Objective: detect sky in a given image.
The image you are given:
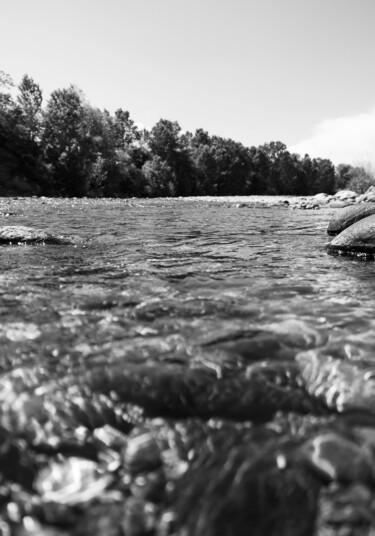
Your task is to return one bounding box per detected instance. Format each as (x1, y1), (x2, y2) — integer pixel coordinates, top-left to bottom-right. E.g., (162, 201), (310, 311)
(2, 0), (375, 167)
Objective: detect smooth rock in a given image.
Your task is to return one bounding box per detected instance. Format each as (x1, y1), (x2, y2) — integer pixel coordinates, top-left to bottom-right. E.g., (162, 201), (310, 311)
(332, 189), (358, 201)
(312, 193), (332, 205)
(328, 201), (354, 209)
(124, 430), (162, 474)
(298, 432), (375, 483)
(327, 203), (375, 236)
(327, 214), (375, 256)
(0, 226), (79, 245)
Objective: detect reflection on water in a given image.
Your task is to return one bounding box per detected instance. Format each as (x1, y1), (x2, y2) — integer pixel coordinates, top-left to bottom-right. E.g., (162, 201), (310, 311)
(1, 197), (375, 534)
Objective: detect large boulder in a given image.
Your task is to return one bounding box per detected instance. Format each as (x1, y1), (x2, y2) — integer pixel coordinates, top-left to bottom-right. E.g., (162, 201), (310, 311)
(327, 214), (375, 256)
(331, 189), (358, 202)
(327, 203), (375, 236)
(312, 193), (333, 206)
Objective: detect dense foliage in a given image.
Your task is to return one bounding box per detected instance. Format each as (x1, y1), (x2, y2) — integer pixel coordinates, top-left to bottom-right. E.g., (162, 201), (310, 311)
(0, 72), (373, 197)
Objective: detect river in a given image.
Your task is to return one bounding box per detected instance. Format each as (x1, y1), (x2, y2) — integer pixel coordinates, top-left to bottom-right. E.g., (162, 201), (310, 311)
(0, 196), (375, 535)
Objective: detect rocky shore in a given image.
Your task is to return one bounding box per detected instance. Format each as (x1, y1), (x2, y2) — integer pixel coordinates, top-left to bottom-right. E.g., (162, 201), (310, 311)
(183, 185), (375, 211)
(227, 185), (375, 210)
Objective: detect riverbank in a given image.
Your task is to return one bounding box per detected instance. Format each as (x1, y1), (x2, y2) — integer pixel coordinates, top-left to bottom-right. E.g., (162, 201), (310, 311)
(0, 188), (371, 211)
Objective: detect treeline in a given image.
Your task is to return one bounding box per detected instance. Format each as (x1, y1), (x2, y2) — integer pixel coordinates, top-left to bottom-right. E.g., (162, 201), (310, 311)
(1, 72), (374, 197)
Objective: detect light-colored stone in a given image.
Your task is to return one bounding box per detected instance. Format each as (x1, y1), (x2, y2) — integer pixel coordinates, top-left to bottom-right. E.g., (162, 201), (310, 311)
(327, 203), (375, 235)
(327, 213), (375, 255)
(0, 225), (79, 245)
(333, 189), (358, 201)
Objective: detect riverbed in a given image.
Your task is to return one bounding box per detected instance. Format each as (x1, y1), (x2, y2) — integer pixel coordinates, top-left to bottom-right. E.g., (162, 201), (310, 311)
(0, 196), (375, 535)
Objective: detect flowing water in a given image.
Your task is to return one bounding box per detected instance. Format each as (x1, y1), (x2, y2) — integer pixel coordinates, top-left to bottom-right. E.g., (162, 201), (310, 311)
(1, 196), (375, 535)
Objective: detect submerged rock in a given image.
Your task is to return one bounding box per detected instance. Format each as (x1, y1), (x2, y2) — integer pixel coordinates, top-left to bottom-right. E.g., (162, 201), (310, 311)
(298, 432), (375, 484)
(315, 482), (375, 535)
(173, 431), (322, 536)
(327, 204), (375, 236)
(327, 214), (375, 257)
(296, 350), (375, 414)
(85, 361), (326, 422)
(0, 226), (80, 245)
(35, 457), (114, 506)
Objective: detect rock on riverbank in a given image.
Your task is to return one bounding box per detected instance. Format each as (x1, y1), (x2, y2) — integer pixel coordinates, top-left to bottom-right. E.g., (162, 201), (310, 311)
(327, 214), (375, 257)
(192, 186), (375, 210)
(327, 204), (375, 236)
(326, 192), (375, 257)
(294, 187), (375, 210)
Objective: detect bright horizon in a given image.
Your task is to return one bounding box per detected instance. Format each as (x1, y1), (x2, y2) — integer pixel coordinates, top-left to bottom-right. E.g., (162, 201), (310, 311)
(2, 0), (375, 167)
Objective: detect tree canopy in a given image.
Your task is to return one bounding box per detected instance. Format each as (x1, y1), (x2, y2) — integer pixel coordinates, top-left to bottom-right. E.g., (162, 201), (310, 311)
(0, 71), (372, 197)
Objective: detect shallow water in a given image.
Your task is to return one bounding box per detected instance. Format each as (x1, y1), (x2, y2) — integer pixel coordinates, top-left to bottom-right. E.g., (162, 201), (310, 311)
(1, 196), (375, 535)
(1, 197), (374, 369)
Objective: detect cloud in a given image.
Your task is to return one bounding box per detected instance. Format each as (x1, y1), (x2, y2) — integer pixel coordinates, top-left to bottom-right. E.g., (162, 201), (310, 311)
(133, 121), (148, 131)
(289, 108), (375, 169)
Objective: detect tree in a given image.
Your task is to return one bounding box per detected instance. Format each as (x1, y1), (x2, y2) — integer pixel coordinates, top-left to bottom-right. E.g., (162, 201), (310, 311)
(258, 142), (298, 194)
(142, 155), (175, 197)
(259, 141), (288, 163)
(0, 72), (49, 194)
(209, 138), (252, 195)
(192, 143), (218, 195)
(42, 86), (89, 195)
(112, 109), (141, 149)
(0, 71), (17, 135)
(148, 119), (194, 195)
(17, 75), (43, 142)
(247, 146), (272, 194)
(311, 158), (336, 194)
(336, 164), (375, 194)
(148, 119), (181, 161)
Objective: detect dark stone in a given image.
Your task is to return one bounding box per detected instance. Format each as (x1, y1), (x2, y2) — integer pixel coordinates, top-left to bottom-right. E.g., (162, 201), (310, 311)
(124, 430), (163, 474)
(85, 361), (327, 422)
(327, 214), (375, 256)
(327, 204), (375, 236)
(315, 483), (375, 534)
(298, 432), (375, 483)
(173, 432), (322, 536)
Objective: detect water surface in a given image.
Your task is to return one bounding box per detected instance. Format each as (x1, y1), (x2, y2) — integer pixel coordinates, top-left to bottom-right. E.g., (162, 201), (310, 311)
(1, 197), (375, 535)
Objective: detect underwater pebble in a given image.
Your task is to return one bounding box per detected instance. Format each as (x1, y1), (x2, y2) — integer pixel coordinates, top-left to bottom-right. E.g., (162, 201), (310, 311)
(4, 323), (41, 342)
(298, 432), (375, 483)
(35, 458), (114, 506)
(124, 431), (163, 474)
